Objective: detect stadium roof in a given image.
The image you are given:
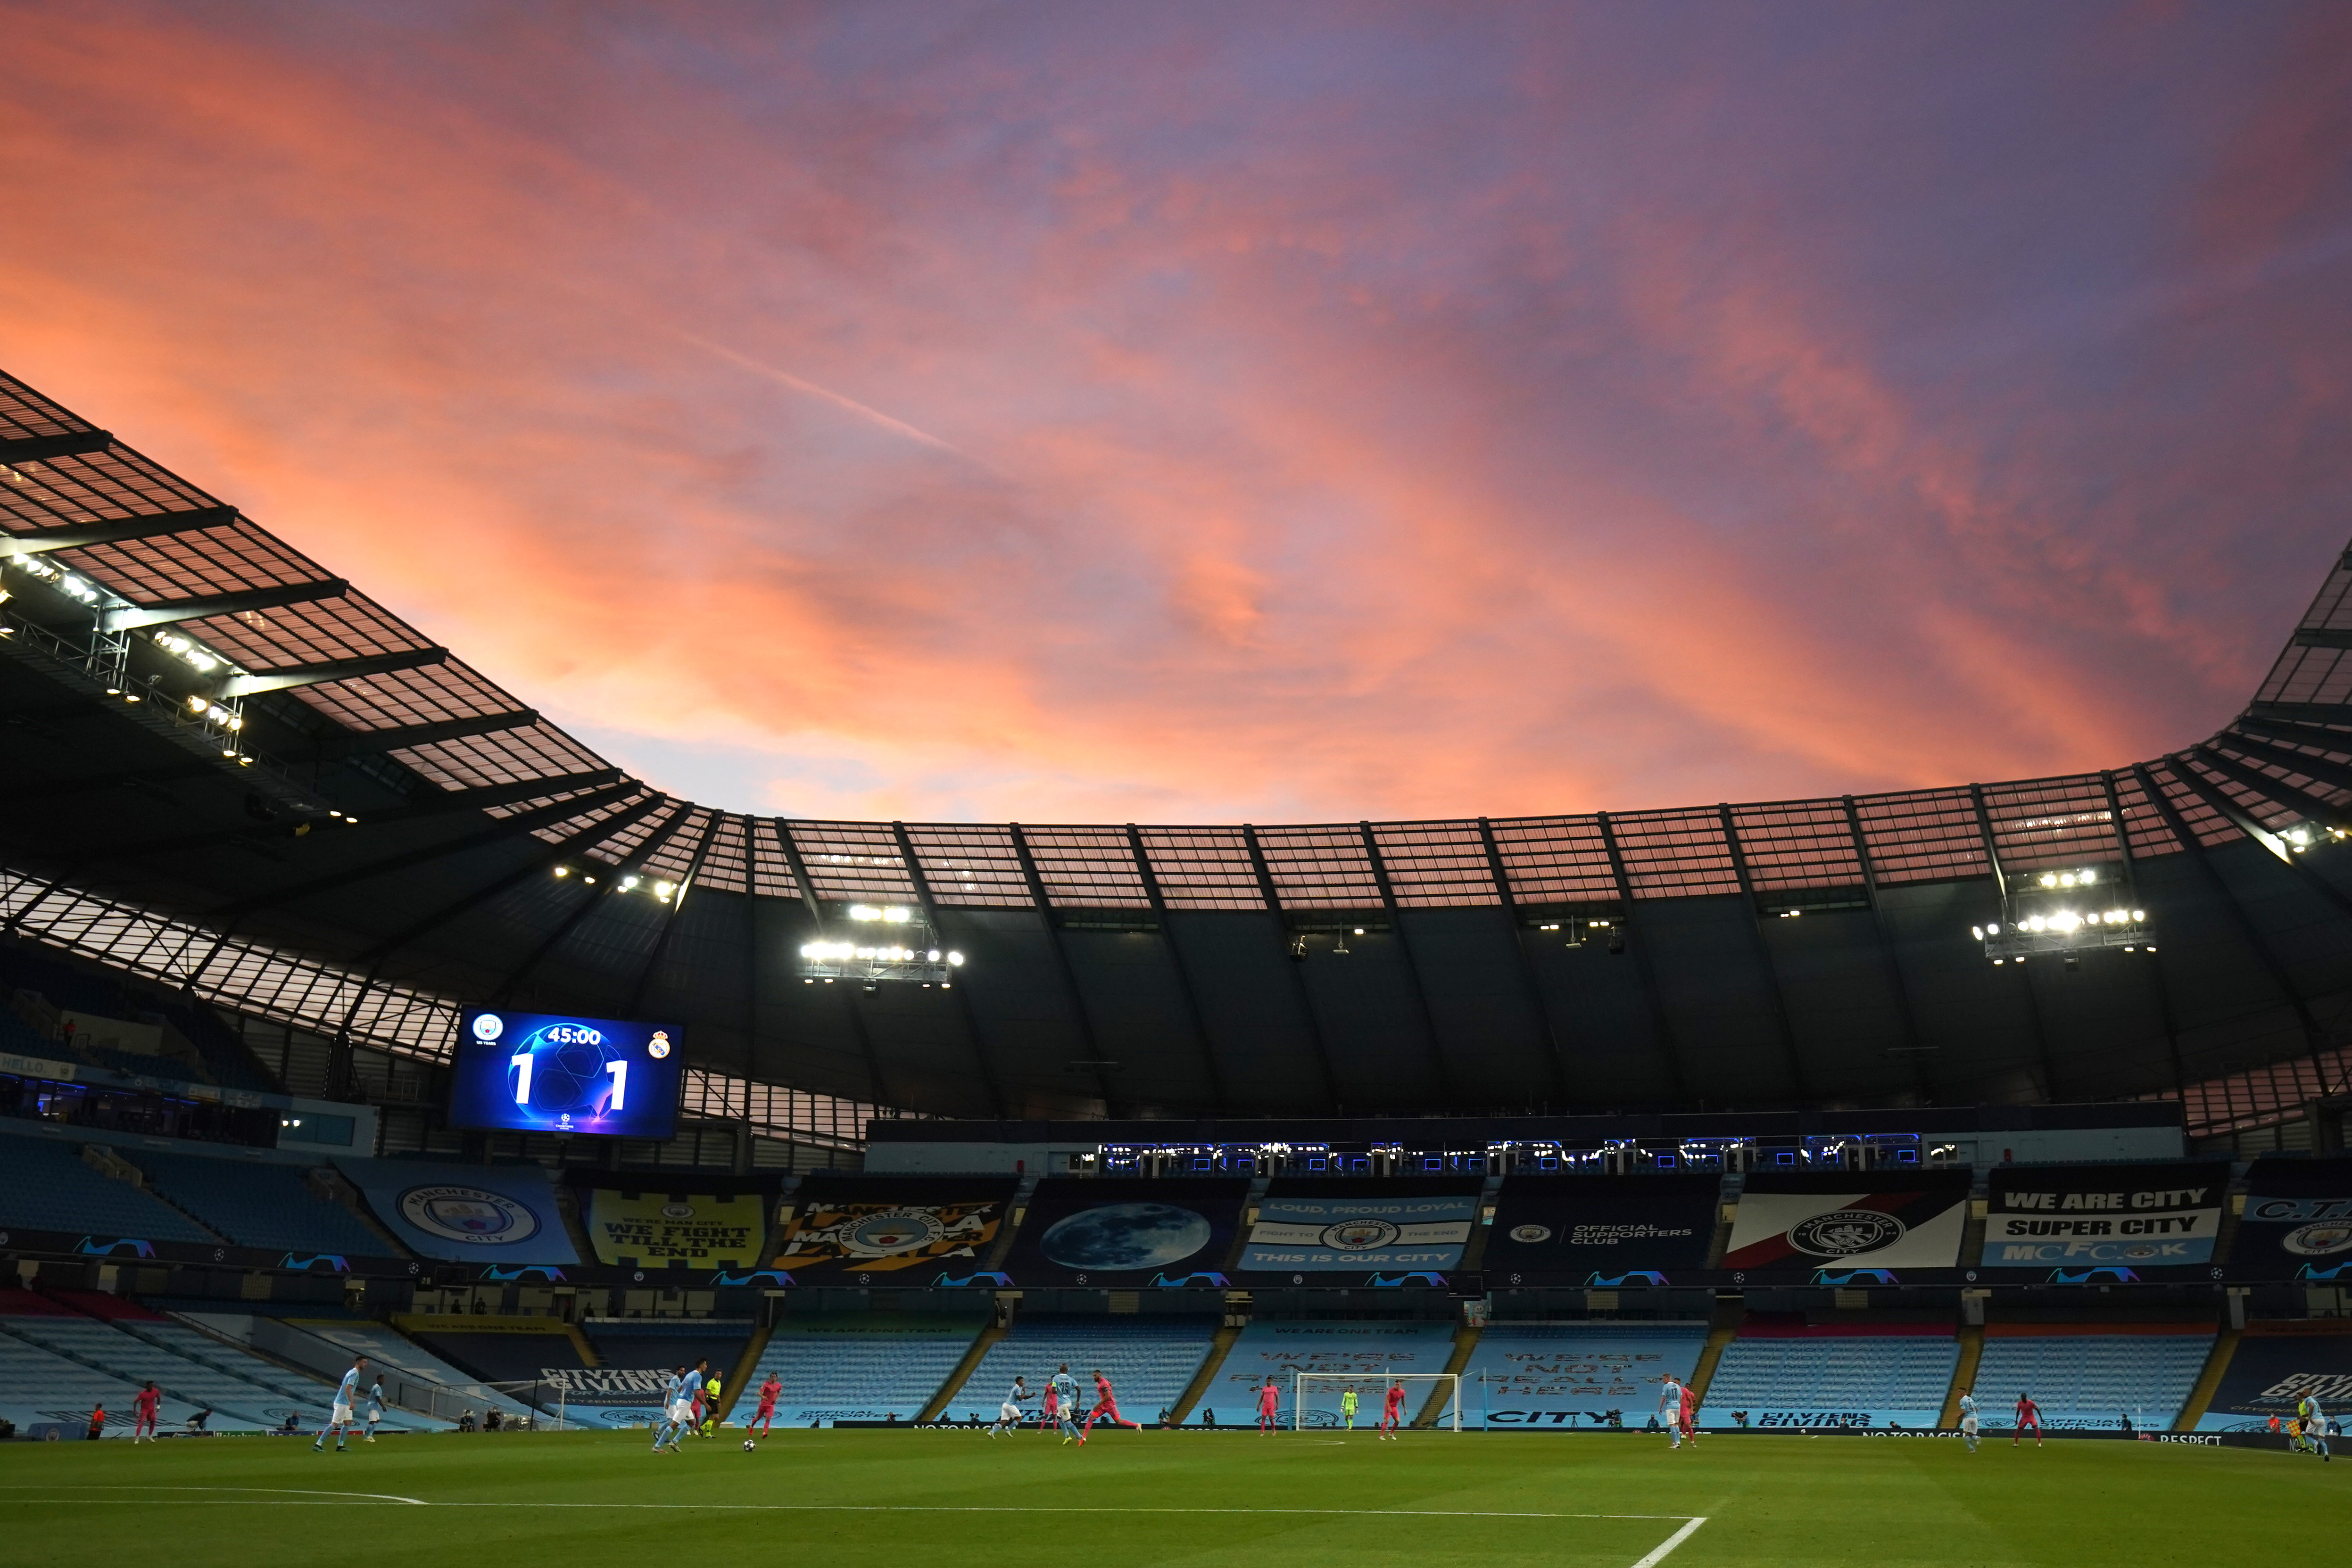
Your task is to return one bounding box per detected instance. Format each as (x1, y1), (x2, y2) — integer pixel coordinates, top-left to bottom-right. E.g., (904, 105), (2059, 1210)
(3, 368), (2350, 1128)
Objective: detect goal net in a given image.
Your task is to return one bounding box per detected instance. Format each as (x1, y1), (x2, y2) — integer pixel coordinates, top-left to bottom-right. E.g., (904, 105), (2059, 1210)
(1292, 1372), (1461, 1432)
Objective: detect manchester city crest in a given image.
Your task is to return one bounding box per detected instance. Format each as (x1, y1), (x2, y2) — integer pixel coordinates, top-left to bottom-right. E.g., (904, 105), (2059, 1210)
(1789, 1209), (1904, 1257)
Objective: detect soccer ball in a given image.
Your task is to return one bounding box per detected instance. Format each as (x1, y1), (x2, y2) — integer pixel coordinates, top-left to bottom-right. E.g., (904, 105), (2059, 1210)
(742, 1439), (756, 1452)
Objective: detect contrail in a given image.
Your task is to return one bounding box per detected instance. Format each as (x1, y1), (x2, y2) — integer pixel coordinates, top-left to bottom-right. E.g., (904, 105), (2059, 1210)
(684, 335), (968, 456)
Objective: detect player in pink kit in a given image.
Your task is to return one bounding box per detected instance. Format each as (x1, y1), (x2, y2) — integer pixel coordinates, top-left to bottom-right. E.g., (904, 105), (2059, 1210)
(131, 1383), (161, 1444)
(1081, 1369), (1139, 1436)
(750, 1373), (781, 1438)
(1257, 1378), (1281, 1434)
(1379, 1378), (1406, 1440)
(2013, 1393), (2044, 1448)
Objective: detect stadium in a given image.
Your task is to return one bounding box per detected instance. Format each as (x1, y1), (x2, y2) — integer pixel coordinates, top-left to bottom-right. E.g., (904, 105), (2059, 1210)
(5, 9), (2351, 1567)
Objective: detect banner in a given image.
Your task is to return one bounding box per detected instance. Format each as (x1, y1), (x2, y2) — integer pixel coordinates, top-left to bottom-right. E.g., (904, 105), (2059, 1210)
(586, 1188), (769, 1268)
(1237, 1179), (1481, 1278)
(771, 1177), (1017, 1281)
(2195, 1323), (2352, 1431)
(1464, 1324), (1706, 1428)
(1484, 1175), (1719, 1286)
(1977, 1161), (2227, 1278)
(1723, 1172), (1968, 1277)
(337, 1157), (578, 1264)
(2234, 1158), (2352, 1280)
(1002, 1177), (1247, 1286)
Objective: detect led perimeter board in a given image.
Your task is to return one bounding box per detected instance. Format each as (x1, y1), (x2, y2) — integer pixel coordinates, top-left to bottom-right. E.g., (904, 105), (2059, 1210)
(449, 1009), (683, 1139)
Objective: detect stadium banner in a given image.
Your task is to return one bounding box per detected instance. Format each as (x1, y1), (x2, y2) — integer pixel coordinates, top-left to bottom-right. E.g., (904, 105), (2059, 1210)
(336, 1157), (579, 1264)
(1976, 1161), (2227, 1278)
(2195, 1321), (2352, 1431)
(1236, 1177), (1484, 1280)
(1001, 1177), (1248, 1287)
(771, 1175), (1019, 1282)
(1483, 1175), (1720, 1287)
(1465, 1324), (1707, 1428)
(583, 1188), (769, 1269)
(1722, 1171), (1969, 1278)
(2232, 1158), (2352, 1281)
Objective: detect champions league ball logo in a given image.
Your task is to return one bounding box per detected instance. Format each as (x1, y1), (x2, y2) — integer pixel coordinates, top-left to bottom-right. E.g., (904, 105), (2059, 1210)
(1789, 1210), (1905, 1257)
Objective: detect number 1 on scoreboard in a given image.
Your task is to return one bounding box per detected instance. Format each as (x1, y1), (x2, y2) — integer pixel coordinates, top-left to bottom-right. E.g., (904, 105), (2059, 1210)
(606, 1059), (628, 1109)
(510, 1050), (533, 1106)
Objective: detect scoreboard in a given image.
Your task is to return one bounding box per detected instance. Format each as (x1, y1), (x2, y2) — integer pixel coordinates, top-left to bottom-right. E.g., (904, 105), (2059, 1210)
(447, 1009), (684, 1139)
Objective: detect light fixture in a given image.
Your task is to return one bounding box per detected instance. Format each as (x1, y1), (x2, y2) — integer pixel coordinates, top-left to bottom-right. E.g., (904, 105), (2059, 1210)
(553, 866), (570, 878)
(620, 875), (640, 890)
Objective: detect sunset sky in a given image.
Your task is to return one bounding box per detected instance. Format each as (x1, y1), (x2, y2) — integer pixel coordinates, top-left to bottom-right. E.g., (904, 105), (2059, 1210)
(5, 2), (2349, 825)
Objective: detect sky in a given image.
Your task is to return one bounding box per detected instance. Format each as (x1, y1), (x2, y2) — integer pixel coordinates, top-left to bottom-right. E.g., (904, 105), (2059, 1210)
(4, 1), (2350, 825)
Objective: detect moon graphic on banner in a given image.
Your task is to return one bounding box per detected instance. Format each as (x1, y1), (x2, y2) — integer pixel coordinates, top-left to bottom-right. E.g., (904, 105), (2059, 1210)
(1040, 1204), (1213, 1271)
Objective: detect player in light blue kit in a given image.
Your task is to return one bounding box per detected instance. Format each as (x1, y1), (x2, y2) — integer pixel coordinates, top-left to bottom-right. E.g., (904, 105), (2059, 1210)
(1051, 1366), (1082, 1445)
(651, 1366), (696, 1453)
(364, 1378), (386, 1444)
(2298, 1394), (2330, 1461)
(314, 1357), (368, 1452)
(988, 1376), (1033, 1436)
(1957, 1389), (1980, 1452)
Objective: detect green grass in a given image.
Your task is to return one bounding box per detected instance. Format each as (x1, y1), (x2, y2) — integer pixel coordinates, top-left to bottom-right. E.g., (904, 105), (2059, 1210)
(1, 1428), (2342, 1567)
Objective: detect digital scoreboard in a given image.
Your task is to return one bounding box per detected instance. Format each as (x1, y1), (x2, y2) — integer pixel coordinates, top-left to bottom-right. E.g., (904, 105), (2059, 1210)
(448, 1009), (683, 1139)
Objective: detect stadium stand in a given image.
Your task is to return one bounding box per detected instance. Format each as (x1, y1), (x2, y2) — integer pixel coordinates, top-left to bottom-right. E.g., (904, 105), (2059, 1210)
(189, 1315), (528, 1424)
(1205, 1319), (1458, 1426)
(0, 1309), (152, 1438)
(741, 1312), (986, 1427)
(1702, 1319), (1957, 1429)
(1460, 1320), (1709, 1428)
(1972, 1323), (2214, 1430)
(0, 1293), (330, 1432)
(966, 1315), (1215, 1427)
(0, 945), (276, 1094)
(123, 1150), (387, 1256)
(0, 1126), (219, 1242)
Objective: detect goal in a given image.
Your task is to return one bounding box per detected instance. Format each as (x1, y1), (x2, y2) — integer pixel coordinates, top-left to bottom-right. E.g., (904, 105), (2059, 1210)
(1292, 1371), (1462, 1432)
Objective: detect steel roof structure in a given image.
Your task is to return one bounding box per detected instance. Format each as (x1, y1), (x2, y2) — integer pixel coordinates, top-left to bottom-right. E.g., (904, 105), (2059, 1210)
(4, 368), (2351, 1131)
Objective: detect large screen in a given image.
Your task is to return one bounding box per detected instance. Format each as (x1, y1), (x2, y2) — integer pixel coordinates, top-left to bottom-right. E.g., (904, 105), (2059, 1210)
(448, 1009), (682, 1138)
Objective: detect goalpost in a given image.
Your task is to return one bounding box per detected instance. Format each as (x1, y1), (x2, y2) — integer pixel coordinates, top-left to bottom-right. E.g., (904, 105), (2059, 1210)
(1293, 1372), (1462, 1433)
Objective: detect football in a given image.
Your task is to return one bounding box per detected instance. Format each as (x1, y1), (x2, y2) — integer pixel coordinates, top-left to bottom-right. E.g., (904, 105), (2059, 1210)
(742, 1439), (755, 1451)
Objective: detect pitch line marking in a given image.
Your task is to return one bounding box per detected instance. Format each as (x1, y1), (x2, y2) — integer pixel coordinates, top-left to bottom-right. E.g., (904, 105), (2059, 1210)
(0, 1489), (1698, 1522)
(1629, 1515), (1708, 1568)
(0, 1485), (428, 1506)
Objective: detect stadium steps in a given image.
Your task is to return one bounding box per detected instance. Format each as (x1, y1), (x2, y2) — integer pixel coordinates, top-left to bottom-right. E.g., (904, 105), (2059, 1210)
(118, 1318), (325, 1403)
(550, 1182), (599, 1266)
(1702, 1189), (1736, 1268)
(0, 1314), (282, 1425)
(307, 1166), (410, 1257)
(717, 1321), (773, 1424)
(2175, 1327), (2241, 1432)
(164, 1314), (358, 1403)
(1939, 1322), (1985, 1428)
(983, 1174), (1041, 1272)
(918, 1322), (1006, 1422)
(1687, 1315), (1740, 1402)
(1414, 1323), (1480, 1428)
(83, 1146), (230, 1245)
(1169, 1322), (1241, 1425)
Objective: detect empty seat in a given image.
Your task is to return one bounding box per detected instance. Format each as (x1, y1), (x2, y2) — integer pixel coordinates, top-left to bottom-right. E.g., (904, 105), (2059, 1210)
(0, 1132), (216, 1242)
(125, 1151), (386, 1255)
(1706, 1332), (1956, 1425)
(957, 1316), (1217, 1424)
(742, 1316), (986, 1427)
(1973, 1330), (2211, 1428)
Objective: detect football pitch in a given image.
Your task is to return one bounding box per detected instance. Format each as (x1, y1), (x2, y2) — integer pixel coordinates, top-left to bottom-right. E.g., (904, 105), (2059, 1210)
(1, 1428), (2341, 1567)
